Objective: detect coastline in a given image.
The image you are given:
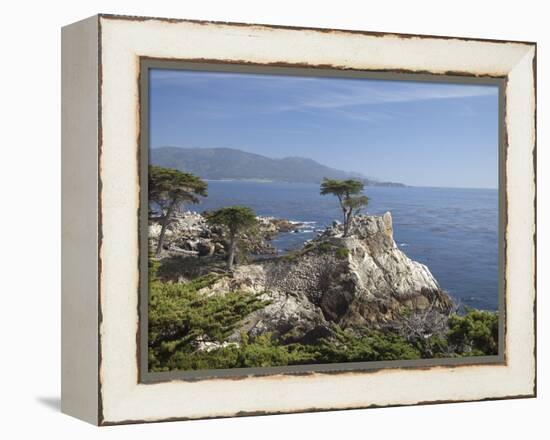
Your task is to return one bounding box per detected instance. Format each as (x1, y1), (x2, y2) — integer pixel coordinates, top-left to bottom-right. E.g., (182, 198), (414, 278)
(148, 210), (499, 372)
(192, 181), (498, 310)
(205, 178), (497, 191)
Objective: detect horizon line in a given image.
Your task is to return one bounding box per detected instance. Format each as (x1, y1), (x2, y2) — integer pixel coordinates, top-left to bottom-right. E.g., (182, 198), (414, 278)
(151, 145), (497, 190)
(201, 178), (498, 191)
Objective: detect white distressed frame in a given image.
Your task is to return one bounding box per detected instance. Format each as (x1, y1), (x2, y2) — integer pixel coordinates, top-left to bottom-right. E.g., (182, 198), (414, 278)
(62, 14), (536, 425)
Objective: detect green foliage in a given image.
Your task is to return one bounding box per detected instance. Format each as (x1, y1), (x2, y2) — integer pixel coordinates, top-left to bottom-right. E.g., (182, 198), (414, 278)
(155, 255), (189, 281)
(336, 247), (350, 259)
(151, 332), (319, 372)
(309, 242), (349, 258)
(236, 333), (319, 368)
(149, 165), (207, 211)
(413, 335), (451, 359)
(205, 206), (258, 269)
(148, 273), (499, 372)
(320, 178), (368, 236)
(153, 254), (224, 282)
(281, 253), (297, 262)
(149, 166), (207, 256)
(447, 309), (499, 356)
(343, 195), (369, 213)
(315, 327), (421, 362)
(320, 178), (364, 197)
(317, 242), (334, 253)
(205, 206), (257, 235)
(148, 274), (268, 371)
(148, 246), (160, 281)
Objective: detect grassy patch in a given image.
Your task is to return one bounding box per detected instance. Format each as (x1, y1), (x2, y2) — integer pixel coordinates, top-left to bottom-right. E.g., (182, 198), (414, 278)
(317, 242), (334, 253)
(336, 247), (350, 259)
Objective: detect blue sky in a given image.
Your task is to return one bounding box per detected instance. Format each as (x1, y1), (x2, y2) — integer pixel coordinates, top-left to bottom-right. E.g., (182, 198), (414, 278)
(149, 69), (499, 188)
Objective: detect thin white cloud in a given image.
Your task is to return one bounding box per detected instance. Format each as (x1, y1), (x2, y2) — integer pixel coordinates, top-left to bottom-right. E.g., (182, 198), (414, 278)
(329, 108), (397, 123)
(150, 69), (498, 123)
(295, 81), (497, 109)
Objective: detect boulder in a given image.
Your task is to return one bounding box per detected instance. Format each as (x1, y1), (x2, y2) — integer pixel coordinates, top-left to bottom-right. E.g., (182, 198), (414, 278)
(196, 240), (215, 257)
(202, 212), (453, 343)
(149, 211), (298, 258)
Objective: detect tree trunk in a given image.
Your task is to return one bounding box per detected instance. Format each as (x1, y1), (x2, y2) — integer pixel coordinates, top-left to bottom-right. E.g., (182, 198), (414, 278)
(343, 207), (352, 237)
(155, 200), (176, 257)
(341, 206), (348, 236)
(227, 234), (237, 271)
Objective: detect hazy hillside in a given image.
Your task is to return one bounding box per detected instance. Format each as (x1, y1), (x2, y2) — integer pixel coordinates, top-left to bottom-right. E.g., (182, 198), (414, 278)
(150, 147), (404, 186)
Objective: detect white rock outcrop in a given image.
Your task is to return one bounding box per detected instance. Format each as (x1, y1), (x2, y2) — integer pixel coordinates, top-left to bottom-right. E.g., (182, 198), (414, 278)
(205, 213), (453, 342)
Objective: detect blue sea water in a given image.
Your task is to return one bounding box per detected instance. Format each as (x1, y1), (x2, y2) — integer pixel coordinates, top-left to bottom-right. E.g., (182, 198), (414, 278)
(195, 181), (499, 311)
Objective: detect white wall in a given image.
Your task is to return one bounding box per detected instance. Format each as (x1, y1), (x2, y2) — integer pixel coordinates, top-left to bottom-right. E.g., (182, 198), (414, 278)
(0, 0), (546, 437)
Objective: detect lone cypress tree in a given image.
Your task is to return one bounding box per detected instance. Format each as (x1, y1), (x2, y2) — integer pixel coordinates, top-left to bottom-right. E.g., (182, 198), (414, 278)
(149, 166), (207, 257)
(320, 178), (369, 237)
(205, 206), (257, 270)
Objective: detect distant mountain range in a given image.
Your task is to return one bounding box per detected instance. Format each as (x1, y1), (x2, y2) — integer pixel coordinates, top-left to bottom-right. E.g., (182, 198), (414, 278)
(150, 147), (405, 187)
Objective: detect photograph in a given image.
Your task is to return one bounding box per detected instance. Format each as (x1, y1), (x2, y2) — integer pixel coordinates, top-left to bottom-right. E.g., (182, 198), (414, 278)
(145, 68), (501, 373)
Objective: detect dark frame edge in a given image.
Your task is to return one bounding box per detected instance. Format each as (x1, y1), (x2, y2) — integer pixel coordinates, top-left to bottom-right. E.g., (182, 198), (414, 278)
(137, 58), (507, 384)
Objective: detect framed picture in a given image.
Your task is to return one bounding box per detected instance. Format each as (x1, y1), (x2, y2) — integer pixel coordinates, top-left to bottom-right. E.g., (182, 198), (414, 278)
(61, 14), (536, 425)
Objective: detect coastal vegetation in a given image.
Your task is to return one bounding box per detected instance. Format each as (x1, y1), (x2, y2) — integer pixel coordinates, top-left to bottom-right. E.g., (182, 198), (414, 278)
(205, 206), (258, 270)
(148, 266), (498, 372)
(148, 165), (499, 372)
(320, 178), (369, 237)
(149, 165), (207, 256)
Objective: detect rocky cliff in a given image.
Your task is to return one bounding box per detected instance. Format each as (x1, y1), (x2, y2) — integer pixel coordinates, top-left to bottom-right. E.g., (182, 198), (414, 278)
(150, 211), (303, 259)
(198, 212), (454, 343)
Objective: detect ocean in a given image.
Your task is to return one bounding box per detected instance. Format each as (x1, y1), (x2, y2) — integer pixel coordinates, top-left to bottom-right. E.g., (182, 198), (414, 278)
(195, 180), (499, 311)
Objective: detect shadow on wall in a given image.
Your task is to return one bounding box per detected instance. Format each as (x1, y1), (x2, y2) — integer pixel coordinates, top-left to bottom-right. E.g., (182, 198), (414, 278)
(36, 396), (61, 412)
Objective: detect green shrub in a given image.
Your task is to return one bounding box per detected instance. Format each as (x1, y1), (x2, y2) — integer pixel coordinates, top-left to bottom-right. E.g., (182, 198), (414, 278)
(236, 333), (319, 368)
(155, 255), (189, 280)
(336, 247), (349, 259)
(281, 253), (297, 262)
(149, 255), (160, 281)
(152, 333), (319, 372)
(317, 242), (334, 253)
(315, 327), (421, 362)
(447, 309), (499, 356)
(414, 335), (450, 359)
(148, 271), (499, 372)
(148, 274), (269, 371)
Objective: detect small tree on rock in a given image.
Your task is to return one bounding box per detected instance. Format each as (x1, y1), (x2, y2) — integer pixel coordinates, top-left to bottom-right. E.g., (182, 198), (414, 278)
(320, 178), (369, 237)
(205, 206), (257, 270)
(149, 166), (207, 257)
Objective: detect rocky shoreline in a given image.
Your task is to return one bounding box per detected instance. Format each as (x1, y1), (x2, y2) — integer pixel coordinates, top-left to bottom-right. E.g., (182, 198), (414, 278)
(150, 211), (305, 258)
(149, 211), (454, 345)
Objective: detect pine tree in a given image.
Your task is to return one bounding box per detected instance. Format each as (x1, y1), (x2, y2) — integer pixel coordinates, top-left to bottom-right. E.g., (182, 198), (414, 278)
(320, 178), (369, 237)
(149, 166), (207, 256)
(205, 206), (257, 270)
